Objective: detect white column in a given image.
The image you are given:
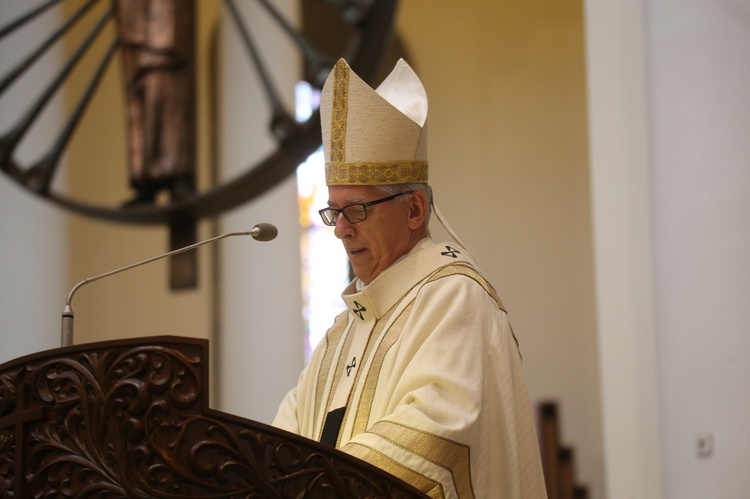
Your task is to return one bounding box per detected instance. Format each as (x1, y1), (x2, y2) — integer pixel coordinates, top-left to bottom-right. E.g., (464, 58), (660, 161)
(648, 1), (750, 497)
(0, 1), (68, 363)
(215, 0), (304, 423)
(584, 0), (665, 497)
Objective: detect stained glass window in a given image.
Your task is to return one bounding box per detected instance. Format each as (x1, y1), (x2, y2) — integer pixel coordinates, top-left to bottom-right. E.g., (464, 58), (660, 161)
(296, 81), (349, 362)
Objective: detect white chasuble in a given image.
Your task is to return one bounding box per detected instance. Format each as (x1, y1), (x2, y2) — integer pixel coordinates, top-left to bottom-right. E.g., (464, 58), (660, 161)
(273, 238), (547, 498)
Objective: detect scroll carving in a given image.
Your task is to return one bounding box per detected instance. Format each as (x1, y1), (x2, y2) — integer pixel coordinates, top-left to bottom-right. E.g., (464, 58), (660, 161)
(0, 337), (426, 498)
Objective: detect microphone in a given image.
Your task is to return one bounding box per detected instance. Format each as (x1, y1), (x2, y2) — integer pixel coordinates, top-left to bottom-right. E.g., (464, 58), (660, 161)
(249, 222), (278, 241)
(60, 223), (278, 348)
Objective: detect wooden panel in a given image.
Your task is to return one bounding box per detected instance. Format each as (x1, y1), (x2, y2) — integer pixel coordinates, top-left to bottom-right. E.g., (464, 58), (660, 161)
(0, 336), (428, 498)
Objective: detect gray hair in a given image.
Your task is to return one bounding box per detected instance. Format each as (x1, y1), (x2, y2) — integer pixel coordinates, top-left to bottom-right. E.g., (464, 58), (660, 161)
(375, 183), (433, 227)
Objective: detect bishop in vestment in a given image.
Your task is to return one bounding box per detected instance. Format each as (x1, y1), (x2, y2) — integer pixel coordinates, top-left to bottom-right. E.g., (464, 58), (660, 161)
(274, 58), (546, 499)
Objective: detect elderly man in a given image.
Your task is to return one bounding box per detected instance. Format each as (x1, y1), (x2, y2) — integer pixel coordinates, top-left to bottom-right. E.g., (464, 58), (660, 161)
(273, 59), (546, 498)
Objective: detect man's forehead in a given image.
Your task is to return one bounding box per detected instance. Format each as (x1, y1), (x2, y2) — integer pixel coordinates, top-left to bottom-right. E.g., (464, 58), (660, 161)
(327, 185), (380, 206)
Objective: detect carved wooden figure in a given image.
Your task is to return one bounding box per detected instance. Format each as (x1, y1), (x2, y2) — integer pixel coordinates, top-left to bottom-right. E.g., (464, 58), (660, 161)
(114, 0), (197, 205)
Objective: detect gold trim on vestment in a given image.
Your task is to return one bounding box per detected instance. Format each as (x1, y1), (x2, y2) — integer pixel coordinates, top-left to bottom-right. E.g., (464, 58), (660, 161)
(350, 302), (412, 438)
(345, 263), (500, 497)
(368, 420), (476, 499)
(322, 260), (501, 493)
(339, 315), (387, 445)
(344, 442), (445, 499)
(348, 262), (504, 441)
(427, 263), (523, 352)
(427, 263), (505, 312)
(430, 263), (521, 355)
(325, 161), (428, 186)
(314, 312), (350, 440)
(335, 311), (384, 447)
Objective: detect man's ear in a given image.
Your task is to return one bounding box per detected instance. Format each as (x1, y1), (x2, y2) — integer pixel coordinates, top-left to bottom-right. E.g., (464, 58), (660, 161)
(407, 190), (429, 229)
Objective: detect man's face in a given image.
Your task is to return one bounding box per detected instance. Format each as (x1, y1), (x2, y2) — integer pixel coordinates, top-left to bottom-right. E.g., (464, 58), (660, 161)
(327, 185), (418, 284)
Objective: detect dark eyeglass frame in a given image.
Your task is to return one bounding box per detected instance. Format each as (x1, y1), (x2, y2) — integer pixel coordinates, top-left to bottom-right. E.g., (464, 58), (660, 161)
(318, 191), (412, 226)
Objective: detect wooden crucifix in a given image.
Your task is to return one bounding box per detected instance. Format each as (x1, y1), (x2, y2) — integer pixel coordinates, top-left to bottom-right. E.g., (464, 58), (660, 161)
(0, 381), (47, 497)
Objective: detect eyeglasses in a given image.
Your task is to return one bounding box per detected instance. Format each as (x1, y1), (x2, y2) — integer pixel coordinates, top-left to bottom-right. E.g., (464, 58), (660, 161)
(318, 191), (412, 226)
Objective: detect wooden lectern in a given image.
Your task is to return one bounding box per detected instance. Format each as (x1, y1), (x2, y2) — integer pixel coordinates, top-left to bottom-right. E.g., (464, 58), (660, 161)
(0, 336), (428, 498)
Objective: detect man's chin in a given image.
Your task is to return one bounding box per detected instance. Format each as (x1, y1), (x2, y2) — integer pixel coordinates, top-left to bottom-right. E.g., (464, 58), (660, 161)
(350, 265), (371, 284)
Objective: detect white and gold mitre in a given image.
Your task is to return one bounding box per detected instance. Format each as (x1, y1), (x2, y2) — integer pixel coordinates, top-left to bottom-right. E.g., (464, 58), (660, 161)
(320, 58), (428, 186)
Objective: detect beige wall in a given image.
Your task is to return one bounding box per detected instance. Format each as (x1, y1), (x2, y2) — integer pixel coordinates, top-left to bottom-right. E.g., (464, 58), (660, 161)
(396, 1), (604, 497)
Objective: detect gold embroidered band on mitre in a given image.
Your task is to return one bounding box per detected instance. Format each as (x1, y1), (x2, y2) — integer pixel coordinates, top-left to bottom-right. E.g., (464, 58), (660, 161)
(325, 161), (428, 186)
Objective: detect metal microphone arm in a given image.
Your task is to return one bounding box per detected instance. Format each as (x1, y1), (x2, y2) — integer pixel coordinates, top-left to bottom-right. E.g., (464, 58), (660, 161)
(60, 224), (277, 348)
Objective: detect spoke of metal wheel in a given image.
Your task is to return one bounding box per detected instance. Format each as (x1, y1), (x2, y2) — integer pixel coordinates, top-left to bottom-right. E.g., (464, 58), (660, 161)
(224, 0), (293, 134)
(26, 38), (120, 194)
(254, 0), (332, 78)
(0, 0), (65, 40)
(0, 0), (399, 231)
(0, 7), (114, 173)
(0, 0), (104, 95)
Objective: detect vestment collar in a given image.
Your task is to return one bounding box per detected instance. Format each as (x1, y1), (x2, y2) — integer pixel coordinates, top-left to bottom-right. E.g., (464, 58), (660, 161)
(341, 238), (476, 321)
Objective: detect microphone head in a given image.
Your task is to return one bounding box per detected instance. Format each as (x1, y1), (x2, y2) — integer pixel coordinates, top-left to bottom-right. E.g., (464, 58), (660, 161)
(252, 223), (278, 241)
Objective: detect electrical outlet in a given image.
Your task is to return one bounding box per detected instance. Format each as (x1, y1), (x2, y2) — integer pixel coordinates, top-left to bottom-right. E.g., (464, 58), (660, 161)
(696, 433), (714, 458)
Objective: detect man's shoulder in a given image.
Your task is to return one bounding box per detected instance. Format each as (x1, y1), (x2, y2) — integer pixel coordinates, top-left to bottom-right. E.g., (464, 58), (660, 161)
(418, 250), (505, 312)
(407, 239), (478, 273)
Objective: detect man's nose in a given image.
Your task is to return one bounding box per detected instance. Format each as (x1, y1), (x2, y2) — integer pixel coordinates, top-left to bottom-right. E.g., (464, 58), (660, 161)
(334, 213), (354, 239)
